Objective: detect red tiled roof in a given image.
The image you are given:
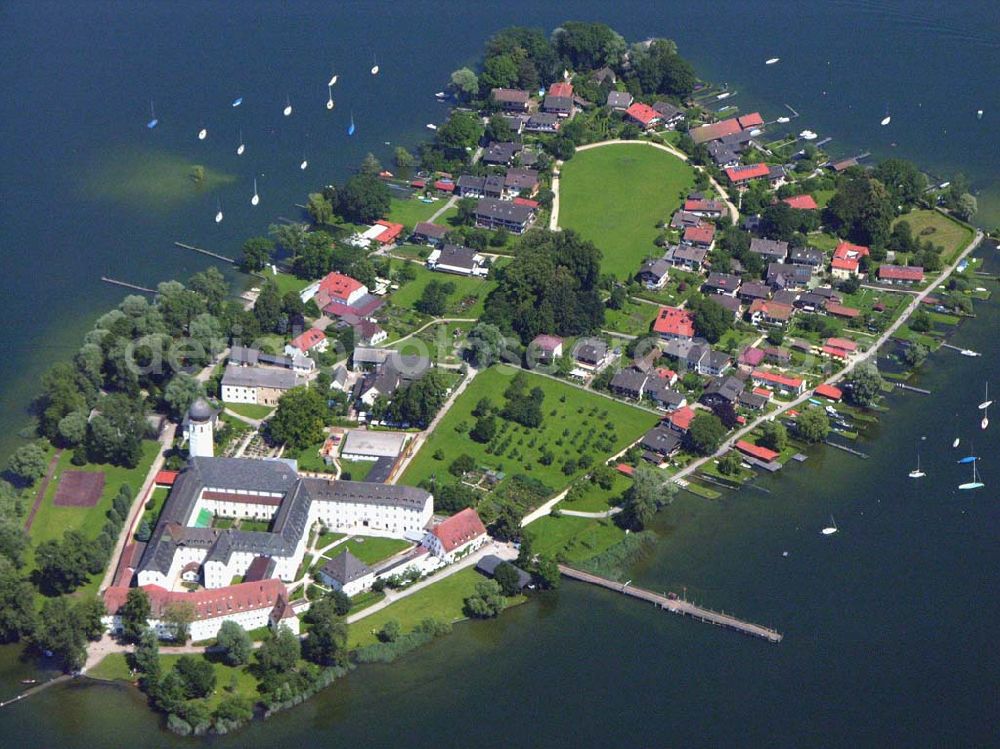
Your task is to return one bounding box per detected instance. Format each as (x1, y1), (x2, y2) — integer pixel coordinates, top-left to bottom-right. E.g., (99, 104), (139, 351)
(432, 508), (487, 553)
(737, 112), (764, 129)
(834, 241), (870, 260)
(740, 347), (766, 366)
(821, 345), (848, 359)
(668, 406), (695, 431)
(433, 180), (454, 192)
(656, 368), (677, 381)
(752, 369), (804, 389)
(653, 306), (695, 338)
(831, 257), (859, 272)
(411, 180), (426, 189)
(725, 163), (770, 183)
(625, 102), (661, 127)
(683, 224), (715, 245)
(782, 194), (818, 210)
(825, 302), (861, 318)
(815, 384), (843, 400)
(878, 264), (924, 282)
(318, 271), (364, 303)
(690, 118), (742, 143)
(736, 440), (779, 462)
(825, 337), (857, 352)
(752, 387), (773, 399)
(531, 334), (564, 352)
(684, 198), (723, 213)
(549, 81), (573, 98)
(736, 415), (747, 425)
(749, 299), (793, 320)
(155, 470), (179, 486)
(373, 220), (405, 244)
(289, 327), (326, 353)
(616, 463), (635, 477)
(104, 579), (287, 622)
(513, 197), (540, 208)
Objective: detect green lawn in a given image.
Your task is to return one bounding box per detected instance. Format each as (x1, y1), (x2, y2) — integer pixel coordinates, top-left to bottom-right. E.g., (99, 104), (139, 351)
(603, 299), (657, 337)
(338, 459), (375, 482)
(224, 402), (274, 420)
(269, 272), (313, 297)
(289, 440), (335, 474)
(385, 196), (447, 230)
(523, 514), (626, 563)
(399, 366), (658, 496)
(336, 536), (412, 566)
(894, 209), (974, 263)
(348, 567), (523, 648)
(26, 441), (161, 569)
(316, 531), (347, 549)
(386, 264), (495, 324)
(560, 472), (632, 513)
(559, 143), (695, 278)
(807, 232), (840, 252)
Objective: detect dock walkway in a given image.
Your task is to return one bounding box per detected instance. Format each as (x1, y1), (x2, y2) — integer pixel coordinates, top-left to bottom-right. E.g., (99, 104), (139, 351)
(559, 565), (783, 643)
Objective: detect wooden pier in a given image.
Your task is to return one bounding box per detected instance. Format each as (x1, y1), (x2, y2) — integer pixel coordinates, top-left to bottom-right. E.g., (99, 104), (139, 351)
(101, 276), (156, 294)
(174, 242), (235, 264)
(940, 343), (981, 356)
(558, 566), (783, 643)
(823, 440), (869, 458)
(894, 382), (931, 395)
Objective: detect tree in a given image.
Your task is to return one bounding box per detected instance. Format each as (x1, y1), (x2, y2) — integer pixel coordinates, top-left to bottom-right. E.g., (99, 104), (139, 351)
(174, 655), (217, 699)
(131, 627), (161, 686)
(449, 67), (479, 101)
(162, 601), (196, 642)
(75, 597), (107, 642)
(7, 443), (48, 484)
(826, 175), (895, 247)
(534, 556), (560, 589)
(718, 451), (743, 476)
(456, 197), (478, 226)
(687, 412), (727, 455)
(415, 279), (455, 315)
(35, 530), (100, 594)
(689, 296), (732, 344)
(163, 373), (205, 421)
(435, 112), (484, 155)
(0, 518), (29, 568)
(480, 53), (519, 91)
(302, 596), (348, 666)
(795, 407), (830, 443)
(484, 114), (514, 143)
(306, 192), (337, 225)
(0, 558), (36, 642)
(394, 146), (415, 169)
(85, 393), (146, 468)
(329, 589), (352, 616)
(269, 222), (309, 258)
(904, 342), (929, 368)
(845, 363), (884, 408)
(618, 464), (677, 531)
(872, 158), (927, 208)
(378, 619), (401, 643)
(470, 414), (497, 443)
(552, 21), (626, 70)
(214, 694), (253, 725)
(340, 173), (391, 224)
(607, 285), (627, 310)
(492, 562), (522, 596)
(909, 309), (932, 333)
(955, 193), (978, 222)
(268, 386), (327, 450)
(758, 420), (788, 452)
(463, 579), (505, 618)
(216, 620), (253, 666)
(449, 454), (476, 477)
(360, 152), (382, 176)
(58, 410), (89, 447)
(120, 588), (152, 644)
(239, 236), (275, 273)
(29, 596), (88, 672)
(188, 267), (229, 314)
(254, 625), (301, 682)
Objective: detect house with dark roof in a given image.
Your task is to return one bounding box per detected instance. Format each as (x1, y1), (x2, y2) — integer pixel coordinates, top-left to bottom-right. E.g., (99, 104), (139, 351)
(639, 425), (682, 462)
(543, 94), (574, 117)
(638, 257), (670, 289)
(352, 319), (387, 347)
(476, 555), (532, 590)
(738, 281), (771, 304)
(412, 221), (448, 246)
(572, 337), (611, 369)
(748, 299), (794, 327)
(646, 379), (687, 412)
(474, 198), (535, 234)
(610, 368), (649, 400)
(670, 210), (703, 230)
(651, 101), (684, 128)
(427, 244), (487, 277)
(708, 141), (742, 168)
(789, 246), (825, 268)
(700, 375), (745, 409)
(482, 142), (522, 166)
(606, 90), (633, 110)
(456, 174), (503, 199)
(525, 112), (561, 133)
(221, 364), (302, 407)
(767, 262), (813, 289)
(750, 237), (789, 263)
(504, 167), (540, 198)
(318, 550), (374, 596)
(703, 272), (741, 296)
(491, 88), (530, 112)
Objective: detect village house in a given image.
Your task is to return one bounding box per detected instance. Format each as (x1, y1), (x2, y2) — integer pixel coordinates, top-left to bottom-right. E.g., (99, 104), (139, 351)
(421, 508), (488, 563)
(664, 244), (708, 271)
(504, 167), (540, 198)
(610, 367), (649, 400)
(831, 241), (870, 280)
(751, 369), (806, 395)
(667, 405), (695, 433)
(689, 117), (743, 144)
(352, 319), (387, 347)
(525, 112), (560, 133)
(303, 271), (383, 319)
(543, 94), (575, 118)
(824, 301), (862, 320)
(529, 334), (564, 363)
(782, 194), (819, 210)
(571, 337), (612, 369)
(230, 345), (314, 375)
(474, 197), (535, 234)
(624, 102), (661, 130)
(815, 384), (844, 402)
(750, 237), (789, 263)
(651, 100), (684, 128)
(412, 221), (448, 246)
(221, 364), (302, 406)
(491, 87), (530, 112)
(700, 375), (745, 409)
(736, 440), (780, 465)
(748, 299), (794, 327)
(682, 223), (715, 248)
(738, 390), (769, 411)
(789, 246), (825, 269)
(702, 272), (741, 296)
(670, 210), (703, 230)
(646, 379), (687, 411)
(725, 163), (771, 188)
(684, 196), (725, 219)
(708, 141), (742, 169)
(738, 281), (771, 304)
(426, 244), (488, 277)
(456, 174), (503, 199)
(285, 328), (328, 357)
(605, 90), (633, 110)
(653, 306), (695, 341)
(878, 264), (924, 285)
(639, 425), (682, 463)
(482, 142), (521, 166)
(317, 551), (374, 597)
(767, 262), (813, 289)
(638, 257), (671, 289)
(739, 346), (767, 368)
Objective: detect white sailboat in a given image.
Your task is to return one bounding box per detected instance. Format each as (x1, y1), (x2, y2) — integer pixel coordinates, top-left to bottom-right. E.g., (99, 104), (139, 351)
(328, 73), (338, 87)
(300, 155), (308, 170)
(821, 515), (838, 535)
(908, 451), (925, 478)
(371, 54), (379, 75)
(977, 109), (983, 120)
(198, 127), (208, 141)
(958, 459), (984, 490)
(953, 437), (961, 448)
(426, 123), (437, 130)
(250, 177), (259, 206)
(236, 129), (245, 156)
(881, 115), (891, 126)
(765, 57), (780, 65)
(326, 85), (334, 110)
(978, 383), (992, 410)
(776, 116), (790, 123)
(214, 199), (223, 223)
(283, 96), (293, 117)
(146, 101), (159, 129)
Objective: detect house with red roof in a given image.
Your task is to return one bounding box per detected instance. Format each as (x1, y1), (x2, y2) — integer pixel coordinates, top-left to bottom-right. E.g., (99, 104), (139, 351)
(422, 508), (488, 562)
(372, 219), (405, 245)
(549, 81), (573, 98)
(815, 384), (843, 401)
(304, 271), (368, 308)
(751, 369), (806, 395)
(285, 328), (328, 356)
(739, 347), (766, 367)
(736, 440), (780, 463)
(821, 345), (849, 359)
(529, 334), (564, 363)
(782, 194), (818, 210)
(725, 163), (770, 187)
(878, 264), (924, 285)
(624, 102), (661, 130)
(667, 405), (695, 433)
(831, 241), (869, 279)
(690, 117), (742, 144)
(748, 299), (794, 327)
(825, 302), (861, 319)
(155, 470), (179, 486)
(684, 197), (725, 218)
(825, 337), (858, 354)
(653, 306), (695, 340)
(683, 223), (715, 248)
(737, 112), (765, 129)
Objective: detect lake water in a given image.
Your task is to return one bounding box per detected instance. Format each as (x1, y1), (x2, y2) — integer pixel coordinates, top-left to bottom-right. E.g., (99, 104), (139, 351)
(0, 2), (997, 745)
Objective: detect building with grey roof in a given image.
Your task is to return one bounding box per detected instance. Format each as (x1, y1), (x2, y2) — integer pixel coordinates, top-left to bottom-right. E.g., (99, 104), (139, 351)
(221, 363), (302, 406)
(474, 197), (536, 234)
(317, 551), (375, 596)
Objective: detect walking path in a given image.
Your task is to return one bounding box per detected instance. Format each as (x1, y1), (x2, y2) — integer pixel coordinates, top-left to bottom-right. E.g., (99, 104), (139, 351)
(670, 228), (984, 485)
(386, 317), (476, 348)
(559, 507), (622, 518)
(22, 449), (64, 532)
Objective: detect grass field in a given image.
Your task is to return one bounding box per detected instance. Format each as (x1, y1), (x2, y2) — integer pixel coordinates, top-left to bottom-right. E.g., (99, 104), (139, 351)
(523, 514), (626, 563)
(348, 567), (523, 648)
(269, 272), (313, 296)
(224, 402), (274, 420)
(26, 441), (160, 569)
(387, 264), (496, 321)
(894, 209), (974, 263)
(603, 299), (657, 337)
(385, 196), (447, 230)
(559, 143), (695, 278)
(399, 366), (658, 495)
(338, 459), (375, 482)
(561, 472), (632, 513)
(335, 536), (412, 565)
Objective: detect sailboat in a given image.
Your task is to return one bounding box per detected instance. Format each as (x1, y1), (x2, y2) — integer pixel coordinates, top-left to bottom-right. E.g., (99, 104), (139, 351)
(198, 127), (208, 140)
(250, 177), (259, 206)
(347, 111), (356, 136)
(821, 515), (838, 535)
(326, 86), (334, 110)
(958, 459), (984, 490)
(977, 109), (983, 120)
(214, 199), (223, 223)
(909, 450), (925, 478)
(283, 96), (293, 117)
(978, 383), (992, 410)
(765, 57), (780, 65)
(371, 54), (379, 75)
(232, 96), (243, 108)
(146, 101), (159, 129)
(328, 73), (338, 87)
(300, 156), (308, 170)
(236, 129), (245, 156)
(776, 116), (790, 123)
(953, 437), (961, 448)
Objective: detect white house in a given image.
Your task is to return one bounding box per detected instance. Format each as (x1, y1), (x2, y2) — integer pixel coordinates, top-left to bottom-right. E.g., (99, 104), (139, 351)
(316, 551), (375, 596)
(427, 244), (488, 277)
(421, 508), (488, 563)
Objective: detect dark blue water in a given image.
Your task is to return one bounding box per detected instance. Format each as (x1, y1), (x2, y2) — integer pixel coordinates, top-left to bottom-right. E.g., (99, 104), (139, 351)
(0, 3), (997, 745)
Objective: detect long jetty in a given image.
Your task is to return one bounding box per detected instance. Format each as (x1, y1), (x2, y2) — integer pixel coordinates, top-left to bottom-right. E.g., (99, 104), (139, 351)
(558, 565), (783, 643)
(101, 276), (156, 294)
(174, 242), (235, 264)
(0, 675), (72, 709)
